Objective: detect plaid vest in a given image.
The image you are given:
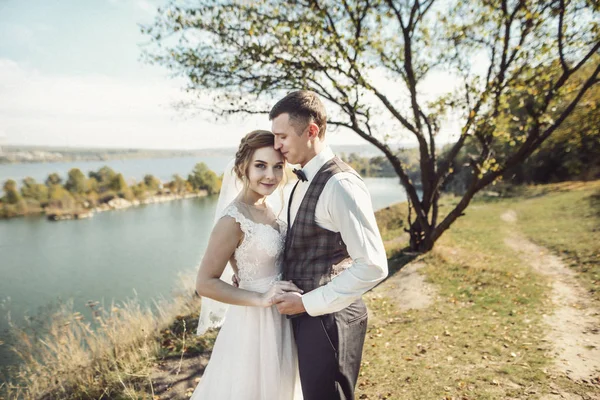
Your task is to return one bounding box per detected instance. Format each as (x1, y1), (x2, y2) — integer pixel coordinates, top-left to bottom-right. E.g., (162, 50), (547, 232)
(283, 157), (359, 293)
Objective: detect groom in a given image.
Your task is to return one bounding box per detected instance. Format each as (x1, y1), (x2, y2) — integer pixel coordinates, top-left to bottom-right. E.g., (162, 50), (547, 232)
(270, 90), (388, 400)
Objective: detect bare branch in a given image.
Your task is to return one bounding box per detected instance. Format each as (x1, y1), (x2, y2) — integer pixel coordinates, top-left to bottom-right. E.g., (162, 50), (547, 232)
(570, 41), (600, 77)
(544, 40), (600, 107)
(558, 0), (570, 73)
(144, 0), (600, 252)
(537, 62), (600, 147)
(386, 0), (406, 30)
(329, 118), (432, 235)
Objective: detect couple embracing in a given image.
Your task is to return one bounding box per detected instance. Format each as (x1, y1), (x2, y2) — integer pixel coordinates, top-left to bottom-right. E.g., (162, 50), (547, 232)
(192, 91), (388, 400)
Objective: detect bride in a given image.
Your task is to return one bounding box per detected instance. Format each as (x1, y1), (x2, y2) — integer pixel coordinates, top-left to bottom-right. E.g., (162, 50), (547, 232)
(191, 130), (302, 399)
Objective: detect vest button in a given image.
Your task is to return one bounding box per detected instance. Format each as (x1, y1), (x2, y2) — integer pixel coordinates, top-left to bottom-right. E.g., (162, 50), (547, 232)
(338, 240), (342, 246)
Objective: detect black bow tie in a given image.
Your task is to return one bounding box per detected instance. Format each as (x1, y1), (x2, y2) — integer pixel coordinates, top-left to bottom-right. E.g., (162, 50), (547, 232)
(292, 168), (308, 182)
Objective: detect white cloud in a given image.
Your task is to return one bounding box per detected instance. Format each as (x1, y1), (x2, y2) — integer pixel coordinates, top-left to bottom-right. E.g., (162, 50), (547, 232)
(105, 0), (157, 15)
(0, 58), (376, 150)
(0, 59), (271, 149)
(0, 22), (52, 57)
(136, 0), (156, 14)
(0, 57), (464, 151)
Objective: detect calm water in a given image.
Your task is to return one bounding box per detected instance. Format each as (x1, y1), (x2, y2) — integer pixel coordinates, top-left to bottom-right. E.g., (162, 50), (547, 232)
(0, 196), (219, 331)
(0, 157), (406, 361)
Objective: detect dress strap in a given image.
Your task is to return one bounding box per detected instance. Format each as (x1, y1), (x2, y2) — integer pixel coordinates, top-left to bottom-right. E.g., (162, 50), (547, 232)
(221, 204), (254, 235)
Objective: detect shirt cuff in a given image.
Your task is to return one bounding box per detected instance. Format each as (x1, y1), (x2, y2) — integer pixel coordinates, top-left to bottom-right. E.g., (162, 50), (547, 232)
(300, 289), (327, 316)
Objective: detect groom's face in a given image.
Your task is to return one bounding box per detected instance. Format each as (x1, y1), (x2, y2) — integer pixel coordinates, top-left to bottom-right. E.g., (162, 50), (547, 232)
(272, 113), (310, 166)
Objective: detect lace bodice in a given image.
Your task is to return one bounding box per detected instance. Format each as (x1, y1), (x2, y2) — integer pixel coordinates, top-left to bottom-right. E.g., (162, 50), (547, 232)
(221, 201), (286, 282)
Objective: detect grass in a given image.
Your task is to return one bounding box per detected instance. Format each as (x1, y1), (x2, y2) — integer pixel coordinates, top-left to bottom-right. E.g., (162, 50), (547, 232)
(0, 273), (203, 400)
(357, 180), (600, 399)
(2, 180), (599, 399)
(375, 203), (409, 242)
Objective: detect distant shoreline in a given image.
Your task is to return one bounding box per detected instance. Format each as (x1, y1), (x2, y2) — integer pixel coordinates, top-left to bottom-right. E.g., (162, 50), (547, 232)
(0, 146), (236, 165)
(45, 191), (209, 221)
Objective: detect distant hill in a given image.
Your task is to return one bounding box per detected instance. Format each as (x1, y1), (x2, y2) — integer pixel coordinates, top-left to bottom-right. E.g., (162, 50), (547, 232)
(0, 145), (234, 164)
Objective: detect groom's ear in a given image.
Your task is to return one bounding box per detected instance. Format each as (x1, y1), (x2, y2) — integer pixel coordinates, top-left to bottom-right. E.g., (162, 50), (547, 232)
(307, 122), (320, 139)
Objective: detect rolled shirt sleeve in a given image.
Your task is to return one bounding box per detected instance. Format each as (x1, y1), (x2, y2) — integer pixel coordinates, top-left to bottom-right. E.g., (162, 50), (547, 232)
(301, 175), (388, 316)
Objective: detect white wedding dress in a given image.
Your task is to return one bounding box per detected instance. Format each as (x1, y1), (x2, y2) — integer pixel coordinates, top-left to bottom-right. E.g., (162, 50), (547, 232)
(191, 200), (302, 400)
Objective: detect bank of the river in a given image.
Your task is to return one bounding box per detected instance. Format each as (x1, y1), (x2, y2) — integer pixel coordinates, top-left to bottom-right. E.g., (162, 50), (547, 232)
(46, 191), (208, 221)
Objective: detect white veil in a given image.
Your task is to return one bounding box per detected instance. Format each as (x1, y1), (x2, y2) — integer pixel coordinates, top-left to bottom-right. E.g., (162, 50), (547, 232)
(195, 158), (289, 335)
(196, 159), (242, 335)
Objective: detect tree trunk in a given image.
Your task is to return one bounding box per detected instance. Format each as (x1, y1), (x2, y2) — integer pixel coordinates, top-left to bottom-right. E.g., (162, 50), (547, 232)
(409, 214), (436, 252)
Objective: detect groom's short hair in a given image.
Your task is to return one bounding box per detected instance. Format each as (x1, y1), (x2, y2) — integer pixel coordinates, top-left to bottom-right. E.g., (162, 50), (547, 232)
(269, 90), (327, 139)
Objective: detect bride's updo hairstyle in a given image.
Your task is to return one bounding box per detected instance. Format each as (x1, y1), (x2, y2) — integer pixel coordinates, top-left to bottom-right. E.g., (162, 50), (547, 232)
(234, 130), (279, 181)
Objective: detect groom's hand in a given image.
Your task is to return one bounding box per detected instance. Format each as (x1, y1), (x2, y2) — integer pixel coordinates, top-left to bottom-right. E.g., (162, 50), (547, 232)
(271, 292), (306, 315)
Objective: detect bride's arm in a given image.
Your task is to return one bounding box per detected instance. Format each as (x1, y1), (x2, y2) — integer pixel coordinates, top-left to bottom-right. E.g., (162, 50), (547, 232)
(195, 216), (299, 307)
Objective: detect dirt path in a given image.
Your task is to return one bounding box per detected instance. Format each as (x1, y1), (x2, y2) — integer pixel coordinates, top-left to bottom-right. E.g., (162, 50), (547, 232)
(501, 210), (600, 383)
(150, 354), (208, 399)
(376, 261), (437, 312)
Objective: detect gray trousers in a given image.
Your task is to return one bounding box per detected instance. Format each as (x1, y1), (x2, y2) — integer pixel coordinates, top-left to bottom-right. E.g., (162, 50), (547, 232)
(292, 299), (368, 400)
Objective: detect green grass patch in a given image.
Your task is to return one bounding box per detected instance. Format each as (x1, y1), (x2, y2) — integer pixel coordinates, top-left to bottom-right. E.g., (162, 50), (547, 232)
(376, 203), (409, 242)
(358, 181), (600, 399)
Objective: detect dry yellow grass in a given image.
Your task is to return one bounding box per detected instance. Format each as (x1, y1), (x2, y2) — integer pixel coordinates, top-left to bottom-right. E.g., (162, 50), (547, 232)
(1, 272), (201, 399)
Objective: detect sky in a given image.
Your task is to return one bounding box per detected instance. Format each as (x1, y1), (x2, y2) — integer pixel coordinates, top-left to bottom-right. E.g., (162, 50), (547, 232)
(0, 0), (462, 150)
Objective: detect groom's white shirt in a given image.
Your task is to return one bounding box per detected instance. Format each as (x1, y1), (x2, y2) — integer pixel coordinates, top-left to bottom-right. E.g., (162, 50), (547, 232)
(288, 146), (388, 316)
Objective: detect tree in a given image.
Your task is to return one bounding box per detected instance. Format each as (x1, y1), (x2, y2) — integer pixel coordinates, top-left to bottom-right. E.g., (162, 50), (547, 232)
(187, 162), (221, 195)
(65, 168), (88, 194)
(144, 174), (162, 193)
(144, 0), (600, 251)
(87, 177), (99, 193)
(508, 59), (600, 183)
(110, 173), (128, 192)
(443, 58), (600, 189)
(21, 177), (49, 204)
(342, 153), (414, 178)
(45, 173), (62, 187)
(3, 180), (22, 204)
(48, 185), (75, 210)
(169, 174), (188, 195)
(110, 173), (134, 200)
(89, 166), (117, 192)
(131, 181), (149, 200)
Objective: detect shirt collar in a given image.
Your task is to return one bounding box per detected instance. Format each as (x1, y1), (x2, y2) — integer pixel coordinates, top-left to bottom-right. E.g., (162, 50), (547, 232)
(301, 146), (335, 182)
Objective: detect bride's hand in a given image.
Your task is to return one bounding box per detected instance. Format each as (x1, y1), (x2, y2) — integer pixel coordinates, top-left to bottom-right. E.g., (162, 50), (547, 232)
(260, 281), (303, 307)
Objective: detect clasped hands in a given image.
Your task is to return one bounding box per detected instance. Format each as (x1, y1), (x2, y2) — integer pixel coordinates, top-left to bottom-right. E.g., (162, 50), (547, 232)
(233, 275), (306, 315)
